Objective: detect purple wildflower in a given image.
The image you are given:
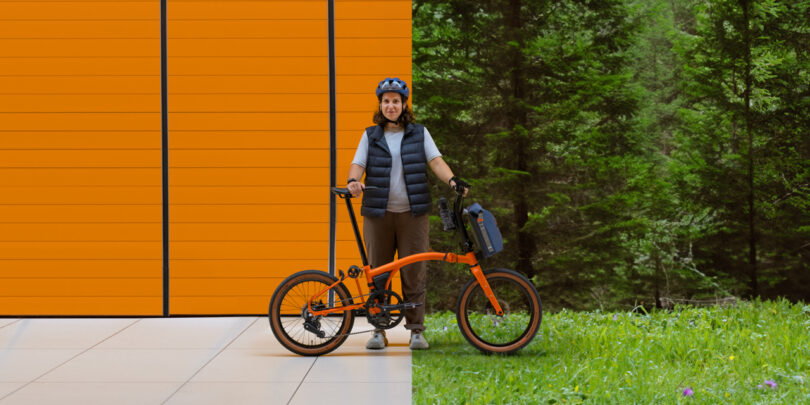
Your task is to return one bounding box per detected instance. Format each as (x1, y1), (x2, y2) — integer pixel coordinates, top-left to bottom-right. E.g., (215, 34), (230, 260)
(613, 314), (618, 321)
(682, 388), (694, 397)
(764, 380), (777, 388)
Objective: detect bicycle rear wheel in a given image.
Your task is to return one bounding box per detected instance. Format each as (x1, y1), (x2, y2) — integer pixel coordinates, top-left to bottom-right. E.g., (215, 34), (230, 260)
(269, 270), (355, 356)
(456, 268), (542, 354)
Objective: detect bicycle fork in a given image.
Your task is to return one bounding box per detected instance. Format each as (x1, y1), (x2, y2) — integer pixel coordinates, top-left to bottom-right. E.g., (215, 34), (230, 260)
(468, 263), (504, 316)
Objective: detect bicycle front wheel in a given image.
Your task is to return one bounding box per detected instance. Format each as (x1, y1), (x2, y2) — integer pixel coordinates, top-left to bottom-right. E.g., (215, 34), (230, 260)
(269, 270), (355, 356)
(456, 268), (542, 354)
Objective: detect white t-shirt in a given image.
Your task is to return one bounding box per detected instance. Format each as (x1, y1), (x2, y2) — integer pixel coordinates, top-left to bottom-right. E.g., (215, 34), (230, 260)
(351, 127), (442, 213)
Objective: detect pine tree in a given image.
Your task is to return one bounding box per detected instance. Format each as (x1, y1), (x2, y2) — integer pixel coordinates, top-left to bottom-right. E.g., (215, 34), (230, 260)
(675, 0), (810, 298)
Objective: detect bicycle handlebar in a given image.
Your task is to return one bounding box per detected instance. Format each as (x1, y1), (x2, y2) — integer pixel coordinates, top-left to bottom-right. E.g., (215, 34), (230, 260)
(450, 176), (471, 195)
(330, 185), (378, 199)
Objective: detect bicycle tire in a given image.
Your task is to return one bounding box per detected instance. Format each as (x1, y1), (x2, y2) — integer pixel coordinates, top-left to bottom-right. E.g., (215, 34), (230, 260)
(269, 270), (355, 356)
(456, 268), (542, 354)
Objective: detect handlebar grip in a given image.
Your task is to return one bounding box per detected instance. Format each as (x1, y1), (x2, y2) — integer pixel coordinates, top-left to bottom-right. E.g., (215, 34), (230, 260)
(450, 176), (471, 195)
(332, 185), (379, 198)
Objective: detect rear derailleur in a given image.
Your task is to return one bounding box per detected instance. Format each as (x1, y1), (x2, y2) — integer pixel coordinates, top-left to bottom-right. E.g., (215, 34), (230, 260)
(302, 301), (326, 338)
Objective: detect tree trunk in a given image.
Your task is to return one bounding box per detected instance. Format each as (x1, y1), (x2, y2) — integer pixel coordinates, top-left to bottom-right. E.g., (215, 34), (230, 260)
(741, 0), (758, 297)
(507, 0), (535, 277)
(654, 248), (663, 308)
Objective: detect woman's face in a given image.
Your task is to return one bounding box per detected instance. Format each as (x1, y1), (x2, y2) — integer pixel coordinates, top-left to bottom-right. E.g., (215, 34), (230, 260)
(380, 92), (403, 123)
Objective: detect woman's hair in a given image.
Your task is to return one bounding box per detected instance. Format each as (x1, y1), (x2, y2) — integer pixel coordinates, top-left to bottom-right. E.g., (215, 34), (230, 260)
(373, 96), (416, 126)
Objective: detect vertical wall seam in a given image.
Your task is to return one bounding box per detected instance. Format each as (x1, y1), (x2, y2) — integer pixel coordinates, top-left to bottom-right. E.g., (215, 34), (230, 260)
(161, 0), (170, 316)
(328, 0), (337, 279)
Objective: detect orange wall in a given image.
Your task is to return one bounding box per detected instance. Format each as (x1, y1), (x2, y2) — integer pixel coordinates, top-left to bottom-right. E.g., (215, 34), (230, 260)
(0, 0), (412, 315)
(168, 0), (410, 314)
(0, 0), (163, 315)
(166, 0), (332, 314)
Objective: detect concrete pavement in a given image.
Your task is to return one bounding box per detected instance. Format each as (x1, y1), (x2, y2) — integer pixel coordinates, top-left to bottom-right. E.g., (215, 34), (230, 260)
(0, 317), (411, 404)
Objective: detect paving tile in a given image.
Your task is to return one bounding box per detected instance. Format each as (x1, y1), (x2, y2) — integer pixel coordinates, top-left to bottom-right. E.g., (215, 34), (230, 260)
(95, 317), (255, 349)
(305, 349), (411, 383)
(226, 318), (279, 350)
(190, 348), (315, 383)
(38, 349), (217, 383)
(0, 349), (82, 382)
(290, 382), (411, 405)
(166, 382), (300, 405)
(1, 382), (180, 405)
(0, 319), (136, 349)
(0, 320), (19, 329)
(0, 383), (26, 399)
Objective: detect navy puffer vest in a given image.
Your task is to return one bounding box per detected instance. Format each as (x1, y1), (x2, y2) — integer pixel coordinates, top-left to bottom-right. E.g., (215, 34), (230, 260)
(361, 123), (431, 218)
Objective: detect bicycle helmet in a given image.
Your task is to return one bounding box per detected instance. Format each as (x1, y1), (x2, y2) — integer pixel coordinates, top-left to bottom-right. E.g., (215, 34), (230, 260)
(376, 77), (409, 100)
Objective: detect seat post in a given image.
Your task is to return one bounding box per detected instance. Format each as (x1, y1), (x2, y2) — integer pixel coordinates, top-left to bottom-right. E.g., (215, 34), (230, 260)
(345, 196), (369, 267)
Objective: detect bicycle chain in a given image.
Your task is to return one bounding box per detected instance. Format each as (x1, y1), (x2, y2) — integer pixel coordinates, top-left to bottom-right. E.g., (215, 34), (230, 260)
(320, 328), (377, 340)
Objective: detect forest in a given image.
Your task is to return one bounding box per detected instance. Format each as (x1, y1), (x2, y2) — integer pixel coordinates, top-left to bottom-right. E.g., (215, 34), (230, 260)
(412, 0), (810, 311)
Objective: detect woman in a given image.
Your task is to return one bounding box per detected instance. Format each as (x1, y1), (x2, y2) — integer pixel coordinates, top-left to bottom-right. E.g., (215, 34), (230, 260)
(346, 77), (466, 350)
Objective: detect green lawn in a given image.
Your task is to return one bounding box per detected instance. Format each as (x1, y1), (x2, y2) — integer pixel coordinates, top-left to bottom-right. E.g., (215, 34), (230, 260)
(413, 300), (809, 404)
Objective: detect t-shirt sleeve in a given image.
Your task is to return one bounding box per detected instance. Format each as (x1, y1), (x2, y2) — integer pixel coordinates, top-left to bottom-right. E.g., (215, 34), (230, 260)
(351, 131), (369, 167)
(424, 127), (442, 162)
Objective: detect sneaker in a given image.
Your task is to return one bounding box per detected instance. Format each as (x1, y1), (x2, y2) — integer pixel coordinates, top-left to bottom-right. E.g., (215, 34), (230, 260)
(409, 332), (429, 350)
(366, 330), (388, 350)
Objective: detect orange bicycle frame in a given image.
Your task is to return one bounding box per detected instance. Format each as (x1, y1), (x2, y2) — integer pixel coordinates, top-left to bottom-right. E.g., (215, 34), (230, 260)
(307, 250), (504, 317)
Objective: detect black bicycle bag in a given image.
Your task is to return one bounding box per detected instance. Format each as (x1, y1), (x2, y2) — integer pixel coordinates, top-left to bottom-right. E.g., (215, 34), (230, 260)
(465, 203), (504, 258)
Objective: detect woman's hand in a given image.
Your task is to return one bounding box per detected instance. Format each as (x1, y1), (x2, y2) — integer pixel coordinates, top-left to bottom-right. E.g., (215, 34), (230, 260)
(347, 180), (365, 197)
(346, 165), (366, 197)
(449, 178), (468, 196)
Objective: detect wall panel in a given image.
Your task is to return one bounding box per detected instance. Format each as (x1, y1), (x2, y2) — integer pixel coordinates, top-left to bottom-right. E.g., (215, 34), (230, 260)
(0, 0), (162, 315)
(167, 0), (331, 314)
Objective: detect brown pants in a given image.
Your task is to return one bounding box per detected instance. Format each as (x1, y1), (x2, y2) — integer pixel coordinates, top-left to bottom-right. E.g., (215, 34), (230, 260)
(363, 211), (428, 333)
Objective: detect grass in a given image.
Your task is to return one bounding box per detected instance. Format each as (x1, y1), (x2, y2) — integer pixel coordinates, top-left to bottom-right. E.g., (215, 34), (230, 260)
(412, 299), (810, 404)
